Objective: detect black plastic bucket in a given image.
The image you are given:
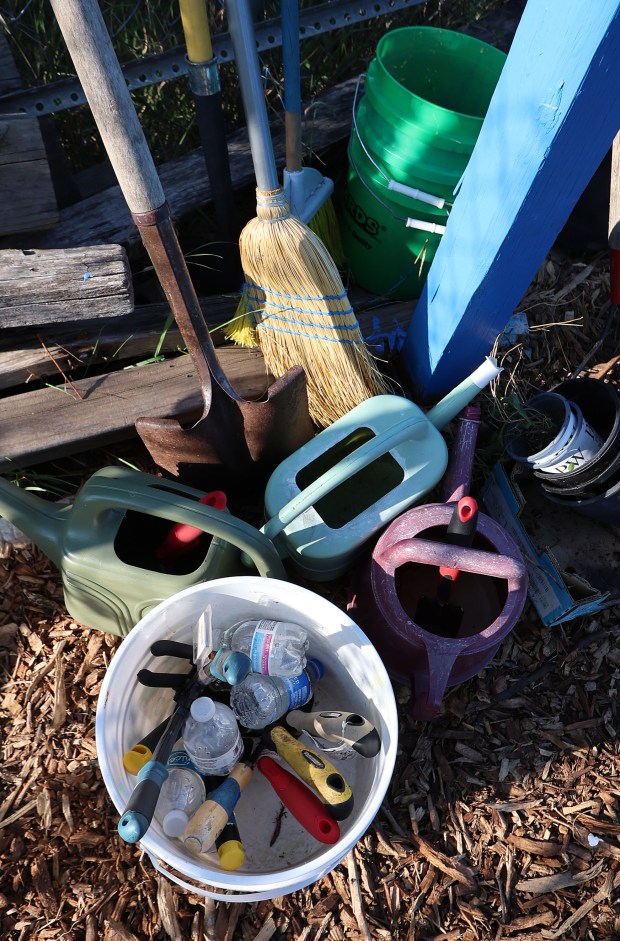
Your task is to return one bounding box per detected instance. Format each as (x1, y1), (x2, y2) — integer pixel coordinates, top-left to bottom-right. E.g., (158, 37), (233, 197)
(536, 378), (620, 498)
(543, 474), (620, 524)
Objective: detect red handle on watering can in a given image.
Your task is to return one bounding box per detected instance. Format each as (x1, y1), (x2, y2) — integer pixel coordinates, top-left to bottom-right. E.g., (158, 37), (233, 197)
(257, 755), (341, 844)
(157, 491), (227, 562)
(438, 496), (479, 584)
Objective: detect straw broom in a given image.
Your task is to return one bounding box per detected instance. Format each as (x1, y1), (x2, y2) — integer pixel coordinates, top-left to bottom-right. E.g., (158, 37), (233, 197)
(225, 0), (388, 427)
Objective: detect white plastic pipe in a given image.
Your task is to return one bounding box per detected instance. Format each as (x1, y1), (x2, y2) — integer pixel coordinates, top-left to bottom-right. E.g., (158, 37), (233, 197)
(405, 218), (447, 235)
(388, 180), (445, 209)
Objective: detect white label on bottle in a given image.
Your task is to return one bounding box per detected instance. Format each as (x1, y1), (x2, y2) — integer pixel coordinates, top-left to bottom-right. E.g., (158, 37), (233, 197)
(250, 620), (279, 674)
(194, 736), (242, 775)
(282, 672), (312, 710)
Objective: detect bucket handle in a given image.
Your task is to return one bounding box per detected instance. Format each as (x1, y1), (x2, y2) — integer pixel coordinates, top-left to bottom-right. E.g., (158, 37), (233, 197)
(262, 415), (430, 542)
(348, 141), (446, 235)
(351, 74), (448, 214)
(146, 851), (283, 903)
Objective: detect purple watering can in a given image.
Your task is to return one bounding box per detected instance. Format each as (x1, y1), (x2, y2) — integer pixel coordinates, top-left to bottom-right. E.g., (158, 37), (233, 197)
(348, 408), (528, 720)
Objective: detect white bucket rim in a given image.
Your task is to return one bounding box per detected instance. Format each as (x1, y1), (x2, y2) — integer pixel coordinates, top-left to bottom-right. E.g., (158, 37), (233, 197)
(95, 576), (399, 900)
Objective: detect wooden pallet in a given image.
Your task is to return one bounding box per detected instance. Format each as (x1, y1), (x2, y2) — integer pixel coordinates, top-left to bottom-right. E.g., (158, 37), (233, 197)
(0, 35), (58, 238)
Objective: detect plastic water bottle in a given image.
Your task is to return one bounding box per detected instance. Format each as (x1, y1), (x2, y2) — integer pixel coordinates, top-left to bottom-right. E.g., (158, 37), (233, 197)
(182, 697), (243, 775)
(230, 658), (324, 730)
(222, 618), (309, 677)
(153, 753), (206, 838)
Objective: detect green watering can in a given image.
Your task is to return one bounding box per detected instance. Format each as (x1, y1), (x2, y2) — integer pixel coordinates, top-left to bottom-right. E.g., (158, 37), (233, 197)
(257, 358), (502, 581)
(0, 466), (286, 636)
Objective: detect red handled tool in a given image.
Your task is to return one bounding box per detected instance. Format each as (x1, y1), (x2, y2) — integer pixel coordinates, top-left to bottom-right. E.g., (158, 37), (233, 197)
(257, 754), (341, 844)
(436, 496), (479, 600)
(157, 491), (227, 563)
(415, 495), (479, 636)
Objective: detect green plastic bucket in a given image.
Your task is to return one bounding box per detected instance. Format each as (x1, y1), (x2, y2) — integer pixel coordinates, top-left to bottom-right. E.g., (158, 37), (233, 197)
(340, 27), (506, 300)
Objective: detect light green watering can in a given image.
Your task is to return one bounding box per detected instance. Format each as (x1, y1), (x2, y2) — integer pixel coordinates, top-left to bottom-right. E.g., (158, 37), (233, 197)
(0, 466), (286, 636)
(255, 358), (502, 580)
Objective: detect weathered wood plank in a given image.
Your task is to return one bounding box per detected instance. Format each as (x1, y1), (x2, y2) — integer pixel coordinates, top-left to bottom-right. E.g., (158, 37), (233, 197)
(0, 35), (58, 238)
(0, 245), (133, 326)
(0, 348), (270, 470)
(10, 78), (356, 251)
(0, 286), (409, 390)
(0, 119), (59, 237)
(0, 33), (21, 95)
(0, 287), (410, 468)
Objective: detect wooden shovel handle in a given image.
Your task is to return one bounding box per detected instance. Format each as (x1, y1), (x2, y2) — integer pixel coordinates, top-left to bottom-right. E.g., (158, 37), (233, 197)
(50, 0), (165, 215)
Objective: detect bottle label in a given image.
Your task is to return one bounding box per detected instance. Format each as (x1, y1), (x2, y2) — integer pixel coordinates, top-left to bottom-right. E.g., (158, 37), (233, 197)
(193, 736), (243, 775)
(249, 620), (279, 674)
(282, 672), (312, 710)
(167, 750), (200, 774)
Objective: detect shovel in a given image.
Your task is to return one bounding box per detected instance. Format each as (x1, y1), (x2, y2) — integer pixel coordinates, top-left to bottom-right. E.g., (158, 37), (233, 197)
(50, 0), (314, 490)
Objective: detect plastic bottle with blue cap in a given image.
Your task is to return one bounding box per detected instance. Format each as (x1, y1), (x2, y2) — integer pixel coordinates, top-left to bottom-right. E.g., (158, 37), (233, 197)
(222, 618), (309, 677)
(230, 658), (324, 729)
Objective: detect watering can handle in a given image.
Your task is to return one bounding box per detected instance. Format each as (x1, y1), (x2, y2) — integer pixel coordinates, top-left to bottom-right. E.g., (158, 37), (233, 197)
(262, 416), (429, 541)
(382, 537), (527, 586)
(86, 483), (286, 579)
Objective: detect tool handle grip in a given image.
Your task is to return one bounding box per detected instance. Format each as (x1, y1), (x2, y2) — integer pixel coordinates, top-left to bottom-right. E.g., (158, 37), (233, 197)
(179, 0), (214, 62)
(258, 755), (340, 843)
(118, 702), (192, 842)
(183, 763), (253, 854)
(137, 669), (190, 689)
(287, 710), (381, 758)
(267, 725), (354, 819)
(150, 640), (195, 661)
(123, 715), (174, 774)
(117, 761), (168, 843)
(50, 0), (164, 213)
(438, 497), (479, 580)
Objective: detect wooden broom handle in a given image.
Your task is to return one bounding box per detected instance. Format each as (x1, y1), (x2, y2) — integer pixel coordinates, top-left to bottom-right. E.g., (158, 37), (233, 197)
(50, 0), (165, 214)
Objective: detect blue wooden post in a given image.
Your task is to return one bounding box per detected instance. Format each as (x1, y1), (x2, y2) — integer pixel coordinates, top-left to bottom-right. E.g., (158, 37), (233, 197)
(403, 0), (620, 398)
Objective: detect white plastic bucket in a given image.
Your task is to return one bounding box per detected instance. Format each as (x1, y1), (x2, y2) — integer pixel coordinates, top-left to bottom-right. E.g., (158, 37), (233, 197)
(533, 402), (604, 476)
(95, 577), (398, 902)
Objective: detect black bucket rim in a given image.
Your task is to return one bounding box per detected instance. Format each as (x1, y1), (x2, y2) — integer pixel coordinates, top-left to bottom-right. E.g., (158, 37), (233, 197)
(534, 377), (620, 494)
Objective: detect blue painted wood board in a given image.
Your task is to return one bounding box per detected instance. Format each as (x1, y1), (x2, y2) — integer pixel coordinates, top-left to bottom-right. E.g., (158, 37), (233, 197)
(403, 0), (620, 398)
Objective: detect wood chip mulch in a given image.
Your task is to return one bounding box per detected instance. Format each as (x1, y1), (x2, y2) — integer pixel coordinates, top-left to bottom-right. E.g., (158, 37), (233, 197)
(2, 249), (620, 941)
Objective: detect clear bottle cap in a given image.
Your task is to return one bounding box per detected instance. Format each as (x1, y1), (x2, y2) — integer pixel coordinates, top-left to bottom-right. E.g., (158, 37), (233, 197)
(162, 809), (190, 838)
(190, 697), (215, 722)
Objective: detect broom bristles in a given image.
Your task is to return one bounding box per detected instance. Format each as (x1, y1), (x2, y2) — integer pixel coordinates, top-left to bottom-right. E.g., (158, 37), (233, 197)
(240, 188), (389, 427)
(224, 289), (259, 348)
(308, 197), (344, 268)
(227, 192), (344, 349)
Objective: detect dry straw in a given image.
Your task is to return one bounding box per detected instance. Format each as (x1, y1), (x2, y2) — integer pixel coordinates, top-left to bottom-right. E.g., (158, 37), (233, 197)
(226, 0), (388, 427)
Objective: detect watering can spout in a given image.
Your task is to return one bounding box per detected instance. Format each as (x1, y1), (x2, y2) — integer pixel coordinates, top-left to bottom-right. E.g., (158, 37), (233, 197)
(426, 357), (502, 430)
(0, 477), (69, 566)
